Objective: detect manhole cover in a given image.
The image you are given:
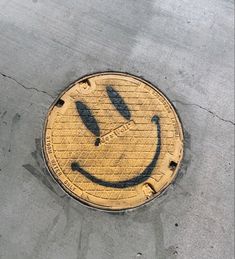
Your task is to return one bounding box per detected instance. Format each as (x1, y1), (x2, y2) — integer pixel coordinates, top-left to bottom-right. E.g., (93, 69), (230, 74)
(43, 72), (184, 210)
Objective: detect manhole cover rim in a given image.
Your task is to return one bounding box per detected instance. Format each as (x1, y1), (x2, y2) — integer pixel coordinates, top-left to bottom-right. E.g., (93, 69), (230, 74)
(42, 71), (184, 211)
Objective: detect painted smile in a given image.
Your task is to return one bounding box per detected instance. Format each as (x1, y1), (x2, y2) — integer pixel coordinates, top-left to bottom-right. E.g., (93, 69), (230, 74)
(71, 115), (161, 188)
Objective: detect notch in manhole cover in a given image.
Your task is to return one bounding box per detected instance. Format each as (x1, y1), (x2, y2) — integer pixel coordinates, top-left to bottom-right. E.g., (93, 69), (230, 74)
(42, 72), (184, 211)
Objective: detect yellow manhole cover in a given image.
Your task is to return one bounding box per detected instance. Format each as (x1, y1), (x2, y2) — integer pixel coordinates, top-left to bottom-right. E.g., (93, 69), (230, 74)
(43, 72), (184, 210)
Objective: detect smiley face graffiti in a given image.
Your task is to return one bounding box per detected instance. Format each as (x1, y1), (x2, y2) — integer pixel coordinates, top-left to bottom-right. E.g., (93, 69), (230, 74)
(43, 72), (184, 210)
(70, 85), (161, 188)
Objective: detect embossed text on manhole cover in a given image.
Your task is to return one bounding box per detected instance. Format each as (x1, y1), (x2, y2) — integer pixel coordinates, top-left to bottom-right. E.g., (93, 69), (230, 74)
(43, 72), (184, 210)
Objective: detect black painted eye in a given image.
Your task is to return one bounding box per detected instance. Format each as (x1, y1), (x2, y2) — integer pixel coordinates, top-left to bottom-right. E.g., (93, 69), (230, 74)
(75, 101), (100, 137)
(76, 87), (131, 145)
(106, 85), (131, 120)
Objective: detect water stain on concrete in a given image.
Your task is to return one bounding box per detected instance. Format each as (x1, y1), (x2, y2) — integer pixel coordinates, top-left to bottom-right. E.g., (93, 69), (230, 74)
(8, 113), (21, 152)
(173, 129), (192, 184)
(0, 110), (7, 119)
(30, 213), (60, 258)
(22, 163), (56, 194)
(22, 138), (64, 197)
(76, 216), (93, 259)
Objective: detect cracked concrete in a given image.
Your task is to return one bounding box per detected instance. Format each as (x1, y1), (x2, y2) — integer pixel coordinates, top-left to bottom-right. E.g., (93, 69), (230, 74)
(0, 72), (54, 99)
(0, 0), (234, 259)
(172, 100), (235, 126)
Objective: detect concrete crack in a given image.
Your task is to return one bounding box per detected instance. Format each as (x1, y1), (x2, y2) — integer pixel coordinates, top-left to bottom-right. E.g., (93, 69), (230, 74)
(172, 100), (235, 126)
(0, 72), (54, 98)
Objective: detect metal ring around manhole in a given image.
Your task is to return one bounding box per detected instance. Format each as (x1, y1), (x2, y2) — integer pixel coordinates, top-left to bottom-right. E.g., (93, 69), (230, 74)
(42, 72), (184, 211)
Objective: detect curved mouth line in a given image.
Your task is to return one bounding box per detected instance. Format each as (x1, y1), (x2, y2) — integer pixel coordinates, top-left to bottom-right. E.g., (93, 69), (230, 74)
(71, 115), (161, 189)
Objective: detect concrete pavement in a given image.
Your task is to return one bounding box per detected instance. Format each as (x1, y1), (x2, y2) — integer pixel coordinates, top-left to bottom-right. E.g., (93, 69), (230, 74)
(0, 0), (234, 258)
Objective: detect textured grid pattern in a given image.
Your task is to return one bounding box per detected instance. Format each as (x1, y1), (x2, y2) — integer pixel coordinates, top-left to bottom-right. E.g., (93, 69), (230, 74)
(44, 73), (183, 209)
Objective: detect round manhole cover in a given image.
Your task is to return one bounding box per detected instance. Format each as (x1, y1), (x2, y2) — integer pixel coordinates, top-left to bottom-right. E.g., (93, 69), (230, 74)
(43, 72), (184, 210)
